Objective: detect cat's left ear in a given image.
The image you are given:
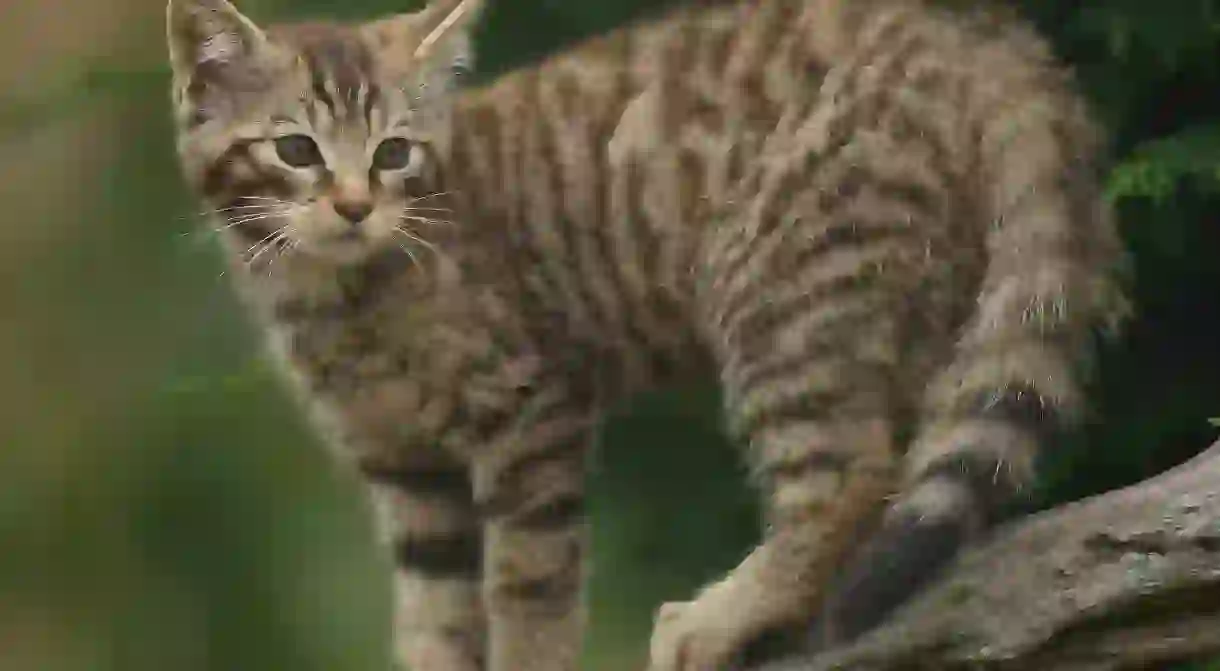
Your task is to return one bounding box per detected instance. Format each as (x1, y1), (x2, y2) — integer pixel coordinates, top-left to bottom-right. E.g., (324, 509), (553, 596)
(363, 0), (482, 93)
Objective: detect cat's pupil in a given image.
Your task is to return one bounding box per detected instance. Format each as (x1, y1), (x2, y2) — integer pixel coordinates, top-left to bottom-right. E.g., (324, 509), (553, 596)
(275, 134), (323, 168)
(372, 138), (413, 171)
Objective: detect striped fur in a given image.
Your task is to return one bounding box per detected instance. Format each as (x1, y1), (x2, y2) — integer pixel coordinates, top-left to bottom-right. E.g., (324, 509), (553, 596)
(165, 0), (1129, 669)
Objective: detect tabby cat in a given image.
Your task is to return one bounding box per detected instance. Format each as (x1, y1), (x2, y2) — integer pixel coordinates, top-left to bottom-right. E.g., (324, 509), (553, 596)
(165, 0), (1127, 669)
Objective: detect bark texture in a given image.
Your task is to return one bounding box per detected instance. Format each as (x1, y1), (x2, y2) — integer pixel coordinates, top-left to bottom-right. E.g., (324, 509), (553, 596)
(751, 441), (1220, 671)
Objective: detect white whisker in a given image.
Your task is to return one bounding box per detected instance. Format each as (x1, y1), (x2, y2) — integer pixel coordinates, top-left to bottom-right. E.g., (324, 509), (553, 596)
(247, 229), (291, 268)
(401, 206), (453, 213)
(213, 212), (286, 234)
(393, 240), (421, 269)
(207, 203), (281, 214)
(264, 234), (297, 278)
(243, 226), (285, 257)
(400, 214), (456, 227)
(183, 199), (301, 241)
(393, 226), (440, 254)
(407, 190), (456, 204)
(195, 196), (293, 217)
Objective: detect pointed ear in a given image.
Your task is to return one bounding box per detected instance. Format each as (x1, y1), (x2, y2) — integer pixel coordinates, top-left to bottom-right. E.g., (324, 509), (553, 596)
(166, 0), (282, 87)
(410, 0), (481, 64)
(363, 0), (481, 88)
(167, 0), (297, 125)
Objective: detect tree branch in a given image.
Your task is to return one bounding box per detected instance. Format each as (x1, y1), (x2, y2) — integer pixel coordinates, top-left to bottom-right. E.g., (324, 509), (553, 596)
(752, 440), (1220, 671)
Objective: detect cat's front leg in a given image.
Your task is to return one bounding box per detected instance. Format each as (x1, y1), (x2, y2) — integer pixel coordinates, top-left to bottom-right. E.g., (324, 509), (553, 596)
(358, 453), (487, 671)
(471, 387), (597, 671)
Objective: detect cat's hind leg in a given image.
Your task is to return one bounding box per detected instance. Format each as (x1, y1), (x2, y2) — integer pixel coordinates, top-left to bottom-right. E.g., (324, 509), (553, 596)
(648, 96), (953, 669)
(650, 227), (926, 669)
(813, 299), (1104, 647)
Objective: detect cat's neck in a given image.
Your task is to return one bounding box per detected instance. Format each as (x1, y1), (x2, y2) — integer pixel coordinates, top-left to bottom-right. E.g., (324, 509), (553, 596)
(222, 233), (458, 324)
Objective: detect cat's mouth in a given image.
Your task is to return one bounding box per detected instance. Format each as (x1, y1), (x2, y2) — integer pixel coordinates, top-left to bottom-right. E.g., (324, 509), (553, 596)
(328, 229), (364, 243)
(286, 229), (379, 265)
(309, 225), (418, 266)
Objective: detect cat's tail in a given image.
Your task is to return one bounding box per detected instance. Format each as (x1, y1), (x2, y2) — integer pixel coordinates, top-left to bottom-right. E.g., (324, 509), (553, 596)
(813, 14), (1129, 648)
(905, 15), (1129, 519)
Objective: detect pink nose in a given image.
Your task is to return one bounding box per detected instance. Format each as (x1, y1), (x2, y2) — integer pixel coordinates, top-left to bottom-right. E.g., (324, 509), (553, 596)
(334, 200), (373, 224)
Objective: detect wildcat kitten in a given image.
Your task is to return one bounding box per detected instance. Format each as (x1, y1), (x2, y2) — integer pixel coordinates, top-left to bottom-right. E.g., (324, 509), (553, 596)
(165, 0), (1127, 669)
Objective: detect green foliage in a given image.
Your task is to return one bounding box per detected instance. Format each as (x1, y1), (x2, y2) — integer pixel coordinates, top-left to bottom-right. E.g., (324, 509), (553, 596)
(1108, 124), (1220, 201)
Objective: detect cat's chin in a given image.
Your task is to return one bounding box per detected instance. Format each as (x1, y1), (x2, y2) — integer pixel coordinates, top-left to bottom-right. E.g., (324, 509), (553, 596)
(294, 235), (388, 267)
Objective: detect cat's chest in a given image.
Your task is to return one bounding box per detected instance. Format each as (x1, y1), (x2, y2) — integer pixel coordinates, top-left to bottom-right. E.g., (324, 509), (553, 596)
(265, 296), (458, 449)
(280, 312), (402, 395)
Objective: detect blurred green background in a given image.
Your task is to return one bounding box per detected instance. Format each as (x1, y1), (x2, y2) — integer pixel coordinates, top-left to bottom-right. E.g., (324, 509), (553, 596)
(1, 0), (1219, 669)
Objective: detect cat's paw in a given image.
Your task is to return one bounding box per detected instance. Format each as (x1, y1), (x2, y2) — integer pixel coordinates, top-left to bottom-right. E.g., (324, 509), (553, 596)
(647, 590), (750, 671)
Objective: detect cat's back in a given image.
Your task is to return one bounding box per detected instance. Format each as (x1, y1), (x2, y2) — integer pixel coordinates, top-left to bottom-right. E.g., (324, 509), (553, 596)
(439, 0), (1120, 398)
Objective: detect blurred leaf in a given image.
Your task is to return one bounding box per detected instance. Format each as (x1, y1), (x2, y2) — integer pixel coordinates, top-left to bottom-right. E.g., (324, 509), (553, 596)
(1107, 124), (1220, 201)
(0, 65), (169, 144)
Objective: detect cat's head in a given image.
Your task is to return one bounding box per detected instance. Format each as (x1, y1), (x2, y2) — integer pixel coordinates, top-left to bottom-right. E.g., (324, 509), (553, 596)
(166, 0), (478, 266)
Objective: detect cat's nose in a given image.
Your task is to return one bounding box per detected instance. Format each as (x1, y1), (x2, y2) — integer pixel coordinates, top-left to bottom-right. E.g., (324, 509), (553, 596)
(334, 199), (373, 224)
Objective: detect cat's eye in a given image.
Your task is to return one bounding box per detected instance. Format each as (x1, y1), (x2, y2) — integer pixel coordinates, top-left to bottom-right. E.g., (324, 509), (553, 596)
(372, 137), (414, 171)
(274, 134), (323, 168)
(452, 54), (472, 80)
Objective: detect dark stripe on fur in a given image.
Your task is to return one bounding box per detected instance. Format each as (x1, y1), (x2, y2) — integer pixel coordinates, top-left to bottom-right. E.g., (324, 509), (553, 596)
(724, 260), (893, 357)
(920, 452), (1019, 522)
(476, 443), (583, 520)
(271, 22), (376, 122)
(964, 382), (1067, 449)
(504, 492), (586, 532)
(729, 362), (891, 440)
(759, 450), (854, 482)
(487, 538), (582, 615)
(729, 295), (891, 394)
(396, 531), (483, 578)
(494, 574), (580, 613)
(359, 461), (473, 501)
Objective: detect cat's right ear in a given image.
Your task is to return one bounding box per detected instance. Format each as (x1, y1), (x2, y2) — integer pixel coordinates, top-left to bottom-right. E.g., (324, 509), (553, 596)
(167, 0), (269, 80)
(166, 0), (294, 124)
